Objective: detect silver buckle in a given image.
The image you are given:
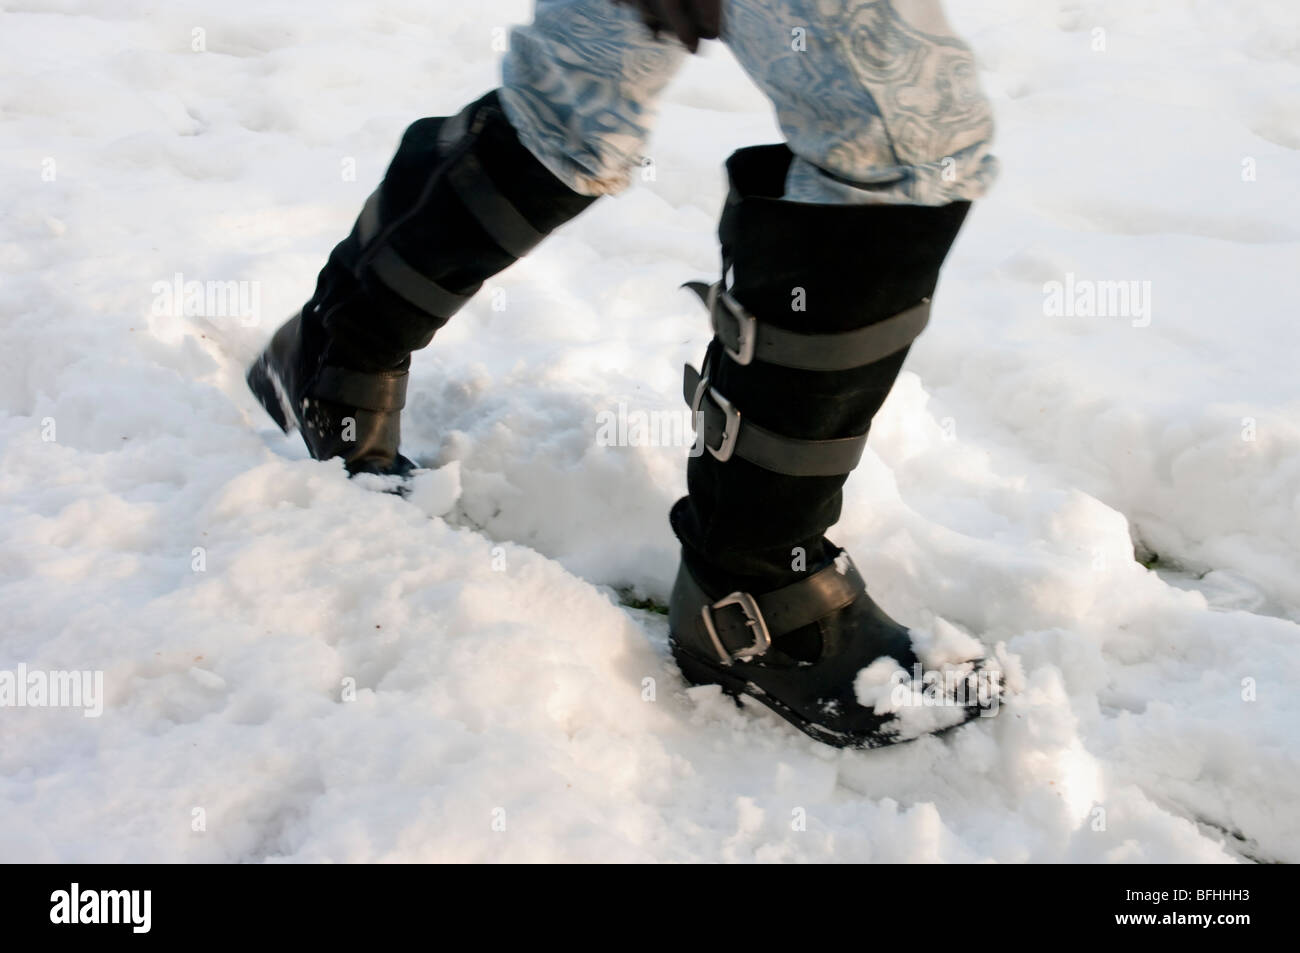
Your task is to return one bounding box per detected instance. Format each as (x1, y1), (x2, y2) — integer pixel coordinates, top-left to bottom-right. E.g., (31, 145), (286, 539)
(708, 284), (757, 366)
(700, 592), (772, 665)
(689, 373), (742, 463)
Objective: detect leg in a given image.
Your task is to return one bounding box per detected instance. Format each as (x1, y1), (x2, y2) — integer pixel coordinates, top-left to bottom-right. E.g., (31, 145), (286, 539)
(248, 0), (683, 474)
(725, 0), (997, 205)
(668, 0), (999, 746)
(501, 0), (688, 196)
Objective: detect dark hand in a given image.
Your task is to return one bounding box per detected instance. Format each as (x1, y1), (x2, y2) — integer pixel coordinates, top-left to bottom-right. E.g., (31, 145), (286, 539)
(612, 0), (722, 53)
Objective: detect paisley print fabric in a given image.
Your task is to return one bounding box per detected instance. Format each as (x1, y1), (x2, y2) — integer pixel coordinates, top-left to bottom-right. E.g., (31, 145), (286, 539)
(500, 0), (997, 205)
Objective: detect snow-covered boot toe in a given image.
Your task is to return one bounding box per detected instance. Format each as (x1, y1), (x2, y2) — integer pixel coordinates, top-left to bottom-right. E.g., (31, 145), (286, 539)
(669, 546), (995, 748)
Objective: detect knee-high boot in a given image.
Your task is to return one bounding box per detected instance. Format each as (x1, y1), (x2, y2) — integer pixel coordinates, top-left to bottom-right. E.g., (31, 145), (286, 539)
(247, 91), (597, 474)
(668, 144), (988, 747)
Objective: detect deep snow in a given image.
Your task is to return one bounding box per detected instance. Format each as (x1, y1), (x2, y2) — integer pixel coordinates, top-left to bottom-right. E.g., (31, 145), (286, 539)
(1, 0), (1298, 862)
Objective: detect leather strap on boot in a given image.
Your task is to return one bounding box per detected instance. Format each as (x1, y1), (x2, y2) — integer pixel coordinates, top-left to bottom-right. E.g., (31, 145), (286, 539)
(683, 281), (931, 371)
(683, 361), (870, 476)
(438, 107), (549, 260)
(353, 95), (570, 328)
(311, 365), (408, 413)
(675, 551), (867, 665)
(357, 187), (475, 321)
(681, 283), (932, 477)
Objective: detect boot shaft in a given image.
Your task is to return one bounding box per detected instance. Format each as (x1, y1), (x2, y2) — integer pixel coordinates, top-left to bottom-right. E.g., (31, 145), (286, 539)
(307, 91), (598, 372)
(673, 145), (971, 593)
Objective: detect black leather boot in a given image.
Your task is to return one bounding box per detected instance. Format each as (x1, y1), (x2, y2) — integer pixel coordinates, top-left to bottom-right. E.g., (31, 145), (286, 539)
(669, 145), (995, 748)
(247, 91), (597, 475)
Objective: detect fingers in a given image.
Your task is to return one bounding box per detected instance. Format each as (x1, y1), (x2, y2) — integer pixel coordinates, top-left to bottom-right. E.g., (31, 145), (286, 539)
(660, 0), (702, 53)
(609, 0), (719, 53)
(688, 0), (722, 40)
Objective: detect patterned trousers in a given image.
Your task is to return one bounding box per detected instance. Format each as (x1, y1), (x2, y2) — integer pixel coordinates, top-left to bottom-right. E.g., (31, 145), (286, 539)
(500, 0), (998, 205)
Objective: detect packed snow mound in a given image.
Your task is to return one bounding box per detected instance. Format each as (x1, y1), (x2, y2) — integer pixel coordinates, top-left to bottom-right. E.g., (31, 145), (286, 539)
(1, 0), (1297, 862)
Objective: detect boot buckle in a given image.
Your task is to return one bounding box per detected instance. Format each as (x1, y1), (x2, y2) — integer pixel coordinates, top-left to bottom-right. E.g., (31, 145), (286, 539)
(701, 592), (772, 665)
(689, 374), (742, 463)
(707, 283), (758, 366)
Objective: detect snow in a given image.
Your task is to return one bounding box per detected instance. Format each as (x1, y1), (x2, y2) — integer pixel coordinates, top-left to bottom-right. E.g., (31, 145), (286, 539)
(1, 0), (1297, 862)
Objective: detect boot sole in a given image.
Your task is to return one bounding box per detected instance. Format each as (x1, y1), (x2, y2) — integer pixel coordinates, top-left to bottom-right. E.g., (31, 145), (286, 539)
(671, 640), (872, 749)
(670, 639), (983, 750)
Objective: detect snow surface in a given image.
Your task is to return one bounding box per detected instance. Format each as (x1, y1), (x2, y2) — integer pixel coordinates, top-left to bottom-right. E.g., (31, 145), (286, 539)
(2, 0), (1298, 862)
